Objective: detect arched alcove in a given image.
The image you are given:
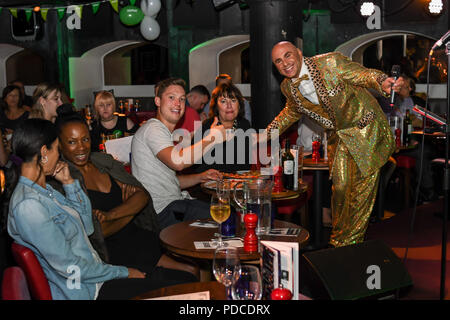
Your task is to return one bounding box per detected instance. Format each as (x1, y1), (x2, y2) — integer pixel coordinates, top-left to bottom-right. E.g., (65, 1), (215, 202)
(336, 30), (446, 100)
(70, 40), (167, 108)
(189, 35), (250, 96)
(0, 43), (44, 95)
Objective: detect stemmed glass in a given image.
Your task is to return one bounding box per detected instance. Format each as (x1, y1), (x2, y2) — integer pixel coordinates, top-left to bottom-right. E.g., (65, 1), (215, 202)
(210, 180), (231, 247)
(231, 265), (262, 300)
(212, 246), (241, 299)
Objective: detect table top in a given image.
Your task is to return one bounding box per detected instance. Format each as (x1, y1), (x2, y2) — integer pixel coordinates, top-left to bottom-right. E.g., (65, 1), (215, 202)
(303, 158), (329, 170)
(159, 219), (309, 261)
(132, 281), (227, 300)
(201, 180), (308, 201)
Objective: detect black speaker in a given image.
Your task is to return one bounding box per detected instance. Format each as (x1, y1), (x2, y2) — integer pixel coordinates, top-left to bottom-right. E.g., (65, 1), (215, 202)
(11, 11), (42, 41)
(212, 0), (236, 10)
(300, 239), (413, 300)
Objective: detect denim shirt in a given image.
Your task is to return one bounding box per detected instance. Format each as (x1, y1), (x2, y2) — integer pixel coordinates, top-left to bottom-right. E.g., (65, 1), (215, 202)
(7, 176), (129, 300)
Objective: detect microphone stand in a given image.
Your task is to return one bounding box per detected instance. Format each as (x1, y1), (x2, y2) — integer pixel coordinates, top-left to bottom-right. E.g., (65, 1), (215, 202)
(440, 40), (450, 300)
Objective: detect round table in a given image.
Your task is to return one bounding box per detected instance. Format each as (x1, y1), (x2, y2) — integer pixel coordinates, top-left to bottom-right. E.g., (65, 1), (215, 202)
(160, 219), (309, 261)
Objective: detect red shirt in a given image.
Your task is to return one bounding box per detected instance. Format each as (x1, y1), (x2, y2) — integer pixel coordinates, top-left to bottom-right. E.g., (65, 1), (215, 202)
(175, 105), (201, 133)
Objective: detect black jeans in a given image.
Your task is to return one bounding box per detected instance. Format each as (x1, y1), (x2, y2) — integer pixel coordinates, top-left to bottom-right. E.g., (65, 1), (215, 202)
(158, 199), (211, 230)
(97, 266), (197, 300)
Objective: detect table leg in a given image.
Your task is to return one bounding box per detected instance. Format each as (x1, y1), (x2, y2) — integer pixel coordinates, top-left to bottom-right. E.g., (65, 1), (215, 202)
(310, 170), (324, 249)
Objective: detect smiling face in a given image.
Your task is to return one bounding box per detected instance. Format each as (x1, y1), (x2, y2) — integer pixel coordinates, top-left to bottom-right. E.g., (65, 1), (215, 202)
(271, 42), (303, 79)
(155, 84), (186, 128)
(59, 122), (91, 168)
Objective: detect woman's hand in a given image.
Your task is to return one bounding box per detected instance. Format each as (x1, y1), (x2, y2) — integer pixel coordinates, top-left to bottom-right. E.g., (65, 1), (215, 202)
(127, 267), (147, 279)
(92, 209), (108, 223)
(53, 161), (74, 185)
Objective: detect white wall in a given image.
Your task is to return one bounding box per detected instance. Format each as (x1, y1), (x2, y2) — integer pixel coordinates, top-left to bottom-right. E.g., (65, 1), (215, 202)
(69, 40), (157, 108)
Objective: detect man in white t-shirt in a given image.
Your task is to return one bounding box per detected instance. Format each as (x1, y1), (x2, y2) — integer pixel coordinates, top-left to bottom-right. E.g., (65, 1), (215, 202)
(131, 78), (228, 229)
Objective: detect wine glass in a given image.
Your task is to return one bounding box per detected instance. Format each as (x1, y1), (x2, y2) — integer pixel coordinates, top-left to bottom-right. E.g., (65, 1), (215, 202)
(231, 265), (262, 300)
(212, 246), (241, 299)
(210, 181), (231, 247)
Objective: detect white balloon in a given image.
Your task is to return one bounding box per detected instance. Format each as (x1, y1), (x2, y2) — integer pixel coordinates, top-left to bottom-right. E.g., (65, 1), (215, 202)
(141, 0), (161, 17)
(140, 16), (160, 41)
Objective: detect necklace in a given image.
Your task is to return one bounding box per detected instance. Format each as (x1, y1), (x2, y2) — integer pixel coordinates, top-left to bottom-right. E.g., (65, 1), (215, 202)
(217, 119), (238, 131)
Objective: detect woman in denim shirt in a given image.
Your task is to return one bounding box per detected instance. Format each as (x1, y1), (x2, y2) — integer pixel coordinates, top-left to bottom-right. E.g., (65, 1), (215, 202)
(7, 119), (168, 299)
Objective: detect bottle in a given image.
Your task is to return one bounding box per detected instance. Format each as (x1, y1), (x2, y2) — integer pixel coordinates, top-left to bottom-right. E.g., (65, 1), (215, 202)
(282, 139), (294, 190)
(99, 133), (107, 153)
(118, 100), (124, 114)
(403, 109), (413, 146)
(395, 126), (401, 148)
(135, 99), (140, 113)
(84, 104), (92, 130)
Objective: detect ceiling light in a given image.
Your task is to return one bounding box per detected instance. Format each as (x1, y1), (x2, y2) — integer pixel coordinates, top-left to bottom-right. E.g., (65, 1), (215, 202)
(360, 2), (375, 17)
(428, 0), (443, 16)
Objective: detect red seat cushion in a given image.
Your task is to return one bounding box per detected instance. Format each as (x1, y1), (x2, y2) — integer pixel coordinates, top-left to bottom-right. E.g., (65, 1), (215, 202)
(11, 243), (52, 300)
(2, 266), (31, 300)
(395, 155), (416, 168)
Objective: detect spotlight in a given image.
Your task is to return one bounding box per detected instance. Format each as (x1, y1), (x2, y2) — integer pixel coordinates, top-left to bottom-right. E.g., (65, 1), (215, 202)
(428, 0), (443, 16)
(33, 6), (40, 12)
(360, 2), (375, 17)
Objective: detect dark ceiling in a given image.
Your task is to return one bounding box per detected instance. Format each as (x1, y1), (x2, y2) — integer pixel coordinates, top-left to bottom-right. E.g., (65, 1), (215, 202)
(0, 1), (103, 7)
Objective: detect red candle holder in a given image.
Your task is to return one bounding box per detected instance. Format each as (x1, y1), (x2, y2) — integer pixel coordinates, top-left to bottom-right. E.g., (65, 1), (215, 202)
(312, 140), (321, 162)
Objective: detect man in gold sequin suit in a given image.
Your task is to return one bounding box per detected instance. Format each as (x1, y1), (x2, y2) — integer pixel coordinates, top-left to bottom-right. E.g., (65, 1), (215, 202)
(267, 41), (402, 247)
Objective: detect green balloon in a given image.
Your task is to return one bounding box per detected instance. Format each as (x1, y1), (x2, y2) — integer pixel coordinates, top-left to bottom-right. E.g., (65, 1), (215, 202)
(119, 5), (144, 26)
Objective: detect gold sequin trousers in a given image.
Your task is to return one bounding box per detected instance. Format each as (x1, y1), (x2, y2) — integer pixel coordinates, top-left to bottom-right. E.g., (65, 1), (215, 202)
(329, 141), (380, 247)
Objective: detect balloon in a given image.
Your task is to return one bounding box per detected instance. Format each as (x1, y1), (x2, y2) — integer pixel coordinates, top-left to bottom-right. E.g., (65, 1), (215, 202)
(140, 0), (161, 17)
(140, 16), (160, 41)
(119, 5), (144, 26)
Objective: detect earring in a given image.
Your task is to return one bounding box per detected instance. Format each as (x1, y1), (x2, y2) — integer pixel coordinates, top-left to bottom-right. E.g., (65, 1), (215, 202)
(41, 156), (48, 164)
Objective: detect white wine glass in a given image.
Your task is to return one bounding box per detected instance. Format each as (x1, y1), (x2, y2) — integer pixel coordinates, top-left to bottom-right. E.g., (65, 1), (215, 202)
(231, 265), (262, 300)
(212, 246), (241, 300)
(210, 185), (231, 247)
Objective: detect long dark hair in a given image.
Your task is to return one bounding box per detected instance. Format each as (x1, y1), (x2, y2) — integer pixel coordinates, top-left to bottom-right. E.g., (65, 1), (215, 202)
(12, 118), (58, 165)
(208, 83), (245, 120)
(2, 85), (24, 111)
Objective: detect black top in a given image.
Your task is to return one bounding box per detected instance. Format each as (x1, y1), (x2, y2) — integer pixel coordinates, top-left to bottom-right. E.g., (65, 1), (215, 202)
(0, 109), (29, 131)
(193, 116), (253, 173)
(87, 174), (123, 212)
(90, 115), (139, 152)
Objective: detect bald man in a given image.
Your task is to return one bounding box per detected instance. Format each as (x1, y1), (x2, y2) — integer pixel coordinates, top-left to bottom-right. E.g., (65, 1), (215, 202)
(266, 41), (403, 247)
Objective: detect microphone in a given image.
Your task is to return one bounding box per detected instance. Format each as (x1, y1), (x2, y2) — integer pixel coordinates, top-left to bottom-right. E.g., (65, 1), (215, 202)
(389, 65), (401, 107)
(430, 30), (450, 55)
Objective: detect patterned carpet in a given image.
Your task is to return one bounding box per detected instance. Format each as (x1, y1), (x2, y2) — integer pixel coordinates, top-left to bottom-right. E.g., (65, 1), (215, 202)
(365, 198), (450, 300)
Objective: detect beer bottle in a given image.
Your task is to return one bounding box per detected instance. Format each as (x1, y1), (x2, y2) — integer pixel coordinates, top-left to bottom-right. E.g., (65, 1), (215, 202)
(282, 139), (295, 190)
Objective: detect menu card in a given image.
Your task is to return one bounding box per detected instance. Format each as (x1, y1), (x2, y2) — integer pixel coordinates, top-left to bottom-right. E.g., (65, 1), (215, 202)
(260, 241), (299, 300)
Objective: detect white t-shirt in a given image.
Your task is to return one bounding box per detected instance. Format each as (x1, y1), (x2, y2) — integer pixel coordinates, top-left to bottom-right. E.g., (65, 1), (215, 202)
(131, 118), (183, 214)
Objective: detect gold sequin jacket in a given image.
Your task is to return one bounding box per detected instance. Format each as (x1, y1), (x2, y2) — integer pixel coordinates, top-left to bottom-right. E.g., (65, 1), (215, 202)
(267, 52), (395, 177)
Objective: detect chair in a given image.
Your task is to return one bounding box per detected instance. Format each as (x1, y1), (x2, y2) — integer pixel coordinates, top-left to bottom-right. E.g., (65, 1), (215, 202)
(11, 242), (52, 300)
(2, 266), (31, 300)
(394, 155), (416, 210)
